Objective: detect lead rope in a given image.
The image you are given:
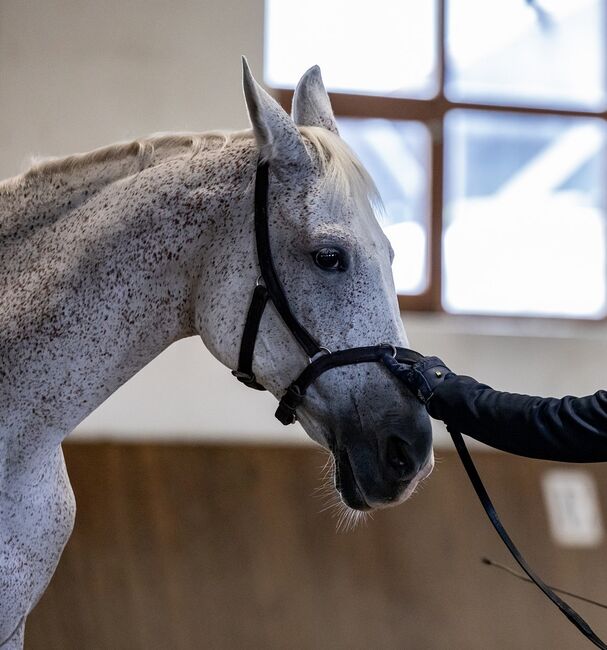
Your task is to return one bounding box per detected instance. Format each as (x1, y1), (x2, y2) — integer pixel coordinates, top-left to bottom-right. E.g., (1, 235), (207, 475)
(449, 426), (607, 649)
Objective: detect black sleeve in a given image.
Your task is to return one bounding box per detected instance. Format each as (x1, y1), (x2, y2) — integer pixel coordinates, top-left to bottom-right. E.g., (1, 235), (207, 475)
(428, 375), (607, 462)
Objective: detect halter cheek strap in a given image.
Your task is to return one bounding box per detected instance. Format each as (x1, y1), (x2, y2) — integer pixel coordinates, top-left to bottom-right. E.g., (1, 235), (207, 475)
(253, 161), (320, 358)
(232, 160), (320, 393)
(231, 283), (268, 391)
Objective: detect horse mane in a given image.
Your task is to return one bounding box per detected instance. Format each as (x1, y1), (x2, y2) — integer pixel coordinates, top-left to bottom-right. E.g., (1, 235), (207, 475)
(2, 123), (377, 193)
(0, 131), (250, 193)
(0, 126), (380, 242)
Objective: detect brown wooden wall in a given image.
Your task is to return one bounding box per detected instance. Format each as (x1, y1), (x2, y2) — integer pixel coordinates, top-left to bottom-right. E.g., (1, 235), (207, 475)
(26, 443), (607, 649)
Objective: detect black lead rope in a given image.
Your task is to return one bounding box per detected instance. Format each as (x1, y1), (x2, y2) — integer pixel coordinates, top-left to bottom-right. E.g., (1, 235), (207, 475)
(449, 426), (607, 649)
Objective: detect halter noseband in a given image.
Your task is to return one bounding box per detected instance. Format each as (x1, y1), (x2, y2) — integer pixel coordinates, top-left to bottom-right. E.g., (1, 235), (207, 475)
(232, 159), (422, 424)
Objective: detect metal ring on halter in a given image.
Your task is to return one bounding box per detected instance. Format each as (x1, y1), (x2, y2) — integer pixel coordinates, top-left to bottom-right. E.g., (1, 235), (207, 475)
(255, 275), (264, 287)
(379, 343), (397, 358)
(309, 346), (332, 363)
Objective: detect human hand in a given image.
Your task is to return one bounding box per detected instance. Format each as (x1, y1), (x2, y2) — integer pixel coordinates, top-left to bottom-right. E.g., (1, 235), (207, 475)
(383, 354), (453, 405)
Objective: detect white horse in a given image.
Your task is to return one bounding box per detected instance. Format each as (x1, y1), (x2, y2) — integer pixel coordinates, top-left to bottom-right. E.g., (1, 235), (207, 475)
(0, 60), (433, 648)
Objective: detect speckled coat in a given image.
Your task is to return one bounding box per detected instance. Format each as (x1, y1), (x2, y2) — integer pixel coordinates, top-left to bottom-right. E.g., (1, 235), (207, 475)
(0, 62), (431, 647)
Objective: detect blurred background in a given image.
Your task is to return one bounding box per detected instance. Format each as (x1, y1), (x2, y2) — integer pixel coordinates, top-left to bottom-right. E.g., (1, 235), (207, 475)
(3, 0), (607, 647)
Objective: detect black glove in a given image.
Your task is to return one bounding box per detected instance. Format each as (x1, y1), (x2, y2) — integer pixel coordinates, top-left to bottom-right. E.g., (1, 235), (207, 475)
(383, 354), (454, 405)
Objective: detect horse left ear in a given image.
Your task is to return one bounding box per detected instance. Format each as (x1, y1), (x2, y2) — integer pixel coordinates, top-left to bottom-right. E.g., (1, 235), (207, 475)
(242, 57), (310, 168)
(292, 66), (339, 135)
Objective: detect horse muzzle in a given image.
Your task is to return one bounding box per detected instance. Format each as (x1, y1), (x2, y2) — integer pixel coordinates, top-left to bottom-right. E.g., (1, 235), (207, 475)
(333, 427), (434, 511)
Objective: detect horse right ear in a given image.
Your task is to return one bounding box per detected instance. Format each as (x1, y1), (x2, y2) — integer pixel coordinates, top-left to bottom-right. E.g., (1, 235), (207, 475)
(292, 66), (339, 135)
(242, 57), (309, 168)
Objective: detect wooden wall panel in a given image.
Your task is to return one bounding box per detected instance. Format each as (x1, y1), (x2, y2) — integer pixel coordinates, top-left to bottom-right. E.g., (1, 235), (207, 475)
(25, 443), (607, 649)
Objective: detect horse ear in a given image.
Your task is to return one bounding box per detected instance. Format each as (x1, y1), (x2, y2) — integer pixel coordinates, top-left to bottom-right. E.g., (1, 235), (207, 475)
(292, 66), (338, 135)
(241, 57), (309, 167)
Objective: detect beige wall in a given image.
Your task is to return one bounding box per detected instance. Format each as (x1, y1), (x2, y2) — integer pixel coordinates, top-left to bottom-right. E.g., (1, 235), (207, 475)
(0, 0), (263, 179)
(3, 0), (607, 447)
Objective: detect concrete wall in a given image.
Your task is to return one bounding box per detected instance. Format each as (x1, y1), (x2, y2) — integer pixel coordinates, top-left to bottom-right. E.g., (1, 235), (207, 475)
(3, 0), (607, 447)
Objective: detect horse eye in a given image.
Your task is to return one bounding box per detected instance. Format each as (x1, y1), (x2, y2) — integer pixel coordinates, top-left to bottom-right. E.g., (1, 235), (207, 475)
(313, 248), (345, 272)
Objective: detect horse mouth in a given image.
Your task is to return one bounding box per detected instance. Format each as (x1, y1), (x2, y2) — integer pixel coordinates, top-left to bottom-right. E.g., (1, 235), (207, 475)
(333, 448), (373, 511)
(332, 446), (433, 512)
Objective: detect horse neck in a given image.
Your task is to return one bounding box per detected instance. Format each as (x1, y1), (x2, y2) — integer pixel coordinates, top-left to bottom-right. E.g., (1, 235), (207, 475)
(0, 138), (255, 473)
(0, 154), (149, 244)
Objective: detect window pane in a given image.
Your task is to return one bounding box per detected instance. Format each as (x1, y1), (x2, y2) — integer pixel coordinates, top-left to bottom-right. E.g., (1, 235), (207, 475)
(443, 110), (607, 318)
(338, 118), (431, 294)
(265, 0), (438, 98)
(446, 0), (607, 110)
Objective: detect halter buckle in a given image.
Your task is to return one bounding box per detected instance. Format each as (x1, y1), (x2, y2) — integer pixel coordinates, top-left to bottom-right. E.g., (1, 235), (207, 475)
(231, 369), (252, 380)
(309, 346), (332, 363)
(231, 369), (266, 391)
(275, 384), (304, 425)
(379, 343), (397, 358)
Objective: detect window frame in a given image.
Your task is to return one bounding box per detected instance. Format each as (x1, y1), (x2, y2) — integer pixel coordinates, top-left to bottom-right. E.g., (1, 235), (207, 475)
(271, 0), (607, 316)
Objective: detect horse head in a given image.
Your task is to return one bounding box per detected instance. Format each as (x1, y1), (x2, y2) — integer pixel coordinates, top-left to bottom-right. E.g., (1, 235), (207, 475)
(197, 61), (433, 514)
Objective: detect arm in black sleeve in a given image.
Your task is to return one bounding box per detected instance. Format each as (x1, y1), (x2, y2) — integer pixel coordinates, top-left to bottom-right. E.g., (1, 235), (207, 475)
(428, 376), (607, 462)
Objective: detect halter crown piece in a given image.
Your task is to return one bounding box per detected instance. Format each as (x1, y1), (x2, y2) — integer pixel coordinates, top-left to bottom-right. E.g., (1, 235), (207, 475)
(232, 160), (607, 649)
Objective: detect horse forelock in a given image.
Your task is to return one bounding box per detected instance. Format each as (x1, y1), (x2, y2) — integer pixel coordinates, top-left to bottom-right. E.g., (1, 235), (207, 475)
(298, 126), (383, 219)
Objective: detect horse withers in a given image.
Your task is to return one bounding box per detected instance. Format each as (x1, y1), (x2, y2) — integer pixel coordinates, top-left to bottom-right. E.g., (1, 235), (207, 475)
(0, 61), (432, 647)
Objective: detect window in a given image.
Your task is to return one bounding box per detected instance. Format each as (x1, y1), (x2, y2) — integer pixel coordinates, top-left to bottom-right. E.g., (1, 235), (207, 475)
(264, 0), (438, 98)
(336, 117), (431, 295)
(266, 0), (607, 318)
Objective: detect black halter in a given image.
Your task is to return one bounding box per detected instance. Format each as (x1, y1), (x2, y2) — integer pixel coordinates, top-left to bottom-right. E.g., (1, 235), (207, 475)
(233, 160), (607, 649)
(232, 159), (423, 424)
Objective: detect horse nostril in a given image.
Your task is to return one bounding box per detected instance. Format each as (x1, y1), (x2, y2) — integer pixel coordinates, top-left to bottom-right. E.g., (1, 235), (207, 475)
(386, 436), (415, 476)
